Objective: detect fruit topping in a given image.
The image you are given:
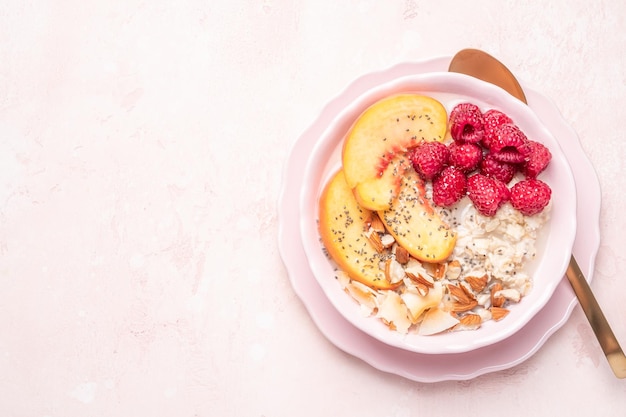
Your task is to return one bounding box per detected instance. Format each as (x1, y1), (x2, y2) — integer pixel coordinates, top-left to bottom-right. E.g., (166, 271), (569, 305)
(489, 123), (530, 164)
(448, 141), (483, 173)
(408, 141), (450, 180)
(432, 166), (467, 207)
(493, 177), (511, 203)
(342, 94), (448, 211)
(379, 174), (457, 262)
(415, 102), (553, 217)
(480, 153), (517, 183)
(318, 170), (398, 290)
(449, 102), (485, 143)
(510, 178), (552, 216)
(522, 140), (552, 178)
(482, 109), (513, 149)
(466, 174), (510, 217)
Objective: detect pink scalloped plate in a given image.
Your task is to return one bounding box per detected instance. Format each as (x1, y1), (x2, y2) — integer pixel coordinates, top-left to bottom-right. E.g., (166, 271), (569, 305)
(277, 56), (600, 382)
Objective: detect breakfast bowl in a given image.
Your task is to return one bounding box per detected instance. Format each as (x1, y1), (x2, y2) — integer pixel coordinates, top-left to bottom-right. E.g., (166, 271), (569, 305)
(298, 71), (577, 355)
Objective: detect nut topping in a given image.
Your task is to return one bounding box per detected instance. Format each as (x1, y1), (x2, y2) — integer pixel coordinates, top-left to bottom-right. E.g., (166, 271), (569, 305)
(465, 275), (488, 292)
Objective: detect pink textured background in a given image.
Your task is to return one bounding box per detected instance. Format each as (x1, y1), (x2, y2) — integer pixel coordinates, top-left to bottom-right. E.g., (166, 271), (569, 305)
(0, 0), (624, 416)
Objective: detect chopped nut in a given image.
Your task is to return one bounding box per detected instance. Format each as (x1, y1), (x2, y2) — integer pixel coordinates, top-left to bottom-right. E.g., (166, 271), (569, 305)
(465, 275), (488, 292)
(458, 313), (482, 328)
(395, 246), (410, 264)
(451, 300), (478, 313)
(490, 306), (510, 321)
(368, 232), (384, 253)
(490, 283), (505, 308)
(406, 271), (434, 288)
(460, 281), (476, 300)
(447, 284), (474, 304)
(370, 214), (386, 233)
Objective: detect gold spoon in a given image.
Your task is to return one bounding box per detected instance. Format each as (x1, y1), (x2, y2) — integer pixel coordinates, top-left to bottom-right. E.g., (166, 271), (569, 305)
(449, 48), (626, 379)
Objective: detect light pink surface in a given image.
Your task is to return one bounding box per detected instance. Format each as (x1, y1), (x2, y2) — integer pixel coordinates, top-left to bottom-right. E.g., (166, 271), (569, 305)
(1, 1), (625, 416)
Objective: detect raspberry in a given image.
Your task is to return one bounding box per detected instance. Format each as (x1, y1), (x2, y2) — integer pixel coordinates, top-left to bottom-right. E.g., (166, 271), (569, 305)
(493, 177), (511, 203)
(482, 109), (513, 149)
(522, 140), (552, 178)
(448, 142), (483, 173)
(489, 123), (530, 164)
(510, 179), (551, 215)
(466, 174), (510, 217)
(432, 166), (467, 207)
(480, 153), (517, 184)
(449, 103), (485, 143)
(407, 141), (450, 180)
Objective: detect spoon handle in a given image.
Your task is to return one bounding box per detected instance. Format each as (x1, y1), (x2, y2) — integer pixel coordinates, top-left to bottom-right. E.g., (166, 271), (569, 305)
(566, 256), (626, 378)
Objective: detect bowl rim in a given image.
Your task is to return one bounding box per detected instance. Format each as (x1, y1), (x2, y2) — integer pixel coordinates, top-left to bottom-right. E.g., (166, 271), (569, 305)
(299, 71), (577, 354)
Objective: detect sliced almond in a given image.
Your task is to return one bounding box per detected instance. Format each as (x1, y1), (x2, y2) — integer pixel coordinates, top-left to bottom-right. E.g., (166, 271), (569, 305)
(451, 300), (478, 313)
(407, 271), (434, 289)
(457, 313), (482, 328)
(460, 282), (476, 301)
(490, 306), (510, 321)
(368, 232), (384, 253)
(447, 284), (472, 305)
(465, 275), (488, 292)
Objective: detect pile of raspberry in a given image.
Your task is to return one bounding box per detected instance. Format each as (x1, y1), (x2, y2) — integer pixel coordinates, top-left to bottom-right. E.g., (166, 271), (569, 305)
(407, 102), (552, 217)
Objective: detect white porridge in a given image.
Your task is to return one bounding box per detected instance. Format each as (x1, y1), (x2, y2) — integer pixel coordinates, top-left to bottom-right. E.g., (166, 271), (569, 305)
(334, 188), (551, 335)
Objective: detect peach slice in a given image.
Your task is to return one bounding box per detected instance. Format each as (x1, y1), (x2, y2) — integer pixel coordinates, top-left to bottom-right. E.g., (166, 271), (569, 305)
(319, 170), (397, 290)
(378, 172), (456, 263)
(342, 94), (448, 211)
